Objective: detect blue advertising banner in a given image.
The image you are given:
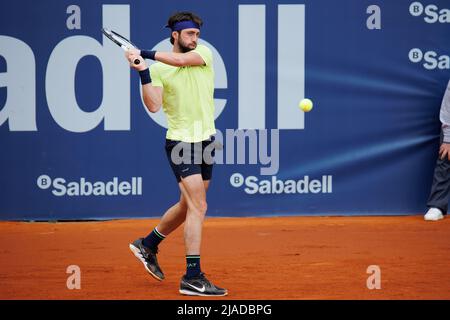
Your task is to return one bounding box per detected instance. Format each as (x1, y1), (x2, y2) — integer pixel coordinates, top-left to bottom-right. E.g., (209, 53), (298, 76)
(1, 0), (450, 220)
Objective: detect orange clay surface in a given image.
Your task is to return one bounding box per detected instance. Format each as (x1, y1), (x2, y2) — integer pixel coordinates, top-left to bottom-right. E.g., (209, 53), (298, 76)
(0, 216), (449, 300)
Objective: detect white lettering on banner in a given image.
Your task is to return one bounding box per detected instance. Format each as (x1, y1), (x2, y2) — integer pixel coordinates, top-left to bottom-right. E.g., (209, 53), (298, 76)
(46, 5), (130, 132)
(278, 5), (305, 129)
(0, 36), (37, 131)
(230, 173), (333, 195)
(238, 4), (306, 130)
(409, 48), (450, 70)
(238, 5), (266, 129)
(36, 175), (143, 197)
(409, 2), (450, 23)
(1, 4), (308, 132)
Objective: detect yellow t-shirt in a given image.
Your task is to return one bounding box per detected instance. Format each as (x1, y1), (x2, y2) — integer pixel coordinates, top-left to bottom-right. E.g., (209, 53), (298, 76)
(149, 44), (216, 143)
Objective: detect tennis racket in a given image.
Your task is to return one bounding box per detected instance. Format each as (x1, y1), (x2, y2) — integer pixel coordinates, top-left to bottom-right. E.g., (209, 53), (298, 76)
(102, 28), (140, 65)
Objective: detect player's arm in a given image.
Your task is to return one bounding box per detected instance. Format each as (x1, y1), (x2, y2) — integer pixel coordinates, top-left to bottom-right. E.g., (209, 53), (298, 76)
(141, 81), (163, 114)
(134, 49), (205, 67)
(125, 50), (163, 113)
(153, 51), (205, 67)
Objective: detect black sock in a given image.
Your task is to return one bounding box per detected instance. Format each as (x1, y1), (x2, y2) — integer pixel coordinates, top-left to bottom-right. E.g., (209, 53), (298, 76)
(186, 255), (201, 279)
(142, 227), (166, 251)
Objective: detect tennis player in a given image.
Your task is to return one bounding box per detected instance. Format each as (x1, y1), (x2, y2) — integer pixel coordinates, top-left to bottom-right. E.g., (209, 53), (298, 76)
(126, 11), (227, 297)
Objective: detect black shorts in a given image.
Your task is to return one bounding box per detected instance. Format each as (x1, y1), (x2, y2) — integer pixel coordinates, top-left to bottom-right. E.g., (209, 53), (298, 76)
(165, 136), (216, 183)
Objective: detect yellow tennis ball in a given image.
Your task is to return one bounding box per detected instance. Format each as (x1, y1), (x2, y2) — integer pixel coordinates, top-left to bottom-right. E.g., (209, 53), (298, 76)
(299, 98), (313, 112)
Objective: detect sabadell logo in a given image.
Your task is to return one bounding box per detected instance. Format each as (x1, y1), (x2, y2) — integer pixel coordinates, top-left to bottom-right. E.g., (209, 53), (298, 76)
(37, 175), (143, 197)
(229, 173), (333, 195)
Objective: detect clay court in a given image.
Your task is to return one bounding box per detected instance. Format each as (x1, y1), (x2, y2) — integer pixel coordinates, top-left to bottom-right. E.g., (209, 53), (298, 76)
(1, 215), (449, 300)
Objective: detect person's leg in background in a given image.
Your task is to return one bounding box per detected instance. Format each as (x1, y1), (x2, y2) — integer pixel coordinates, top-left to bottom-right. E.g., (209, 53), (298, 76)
(426, 130), (450, 221)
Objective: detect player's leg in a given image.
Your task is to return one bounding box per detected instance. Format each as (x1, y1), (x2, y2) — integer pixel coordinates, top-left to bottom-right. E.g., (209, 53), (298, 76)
(179, 174), (207, 256)
(180, 139), (214, 257)
(156, 180), (210, 235)
(154, 194), (188, 237)
(142, 181), (210, 251)
(137, 196), (187, 260)
(177, 173), (226, 296)
(129, 181), (210, 281)
(140, 140), (199, 250)
(128, 139), (189, 281)
(160, 139), (212, 241)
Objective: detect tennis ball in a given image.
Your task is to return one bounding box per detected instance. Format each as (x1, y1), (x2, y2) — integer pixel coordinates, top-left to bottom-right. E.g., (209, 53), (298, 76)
(299, 98), (313, 112)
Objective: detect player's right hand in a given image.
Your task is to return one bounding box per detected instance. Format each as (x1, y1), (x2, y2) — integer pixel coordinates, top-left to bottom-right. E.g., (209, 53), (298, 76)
(125, 50), (147, 71)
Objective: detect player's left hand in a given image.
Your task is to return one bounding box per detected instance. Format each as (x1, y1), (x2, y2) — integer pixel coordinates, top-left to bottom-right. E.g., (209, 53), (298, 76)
(125, 50), (147, 71)
(127, 48), (141, 58)
(439, 143), (450, 161)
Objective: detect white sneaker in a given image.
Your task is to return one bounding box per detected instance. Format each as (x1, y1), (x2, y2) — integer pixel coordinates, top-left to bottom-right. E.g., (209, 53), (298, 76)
(424, 208), (444, 221)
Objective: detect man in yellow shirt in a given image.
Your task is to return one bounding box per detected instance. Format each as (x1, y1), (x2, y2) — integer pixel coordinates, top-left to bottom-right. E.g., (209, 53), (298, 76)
(126, 11), (227, 297)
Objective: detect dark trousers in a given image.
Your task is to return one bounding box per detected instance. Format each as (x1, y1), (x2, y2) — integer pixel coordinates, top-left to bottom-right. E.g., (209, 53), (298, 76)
(427, 130), (450, 214)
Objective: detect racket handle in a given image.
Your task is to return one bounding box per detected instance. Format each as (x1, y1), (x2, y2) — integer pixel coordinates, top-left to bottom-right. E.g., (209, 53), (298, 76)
(134, 59), (140, 65)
